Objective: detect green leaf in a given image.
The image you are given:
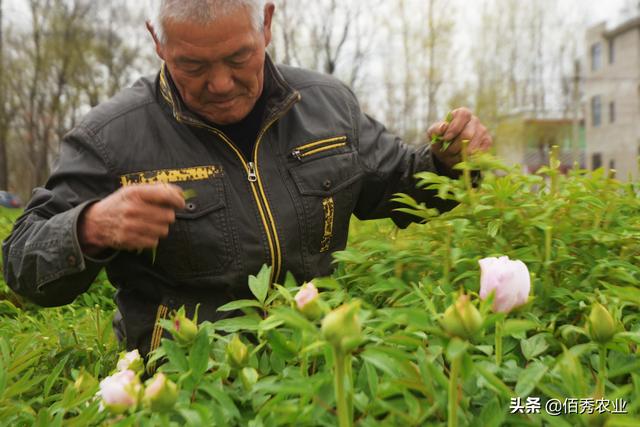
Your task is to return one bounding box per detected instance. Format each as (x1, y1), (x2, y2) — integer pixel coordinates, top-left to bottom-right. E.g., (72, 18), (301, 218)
(200, 383), (241, 420)
(476, 398), (505, 427)
(249, 265), (271, 304)
(189, 331), (210, 383)
(265, 330), (297, 358)
(43, 355), (69, 398)
(515, 361), (548, 397)
(520, 334), (549, 361)
(183, 189), (197, 200)
(360, 349), (405, 378)
(217, 299), (263, 312)
(503, 319), (539, 336)
(162, 339), (189, 371)
(475, 362), (514, 398)
(213, 315), (261, 333)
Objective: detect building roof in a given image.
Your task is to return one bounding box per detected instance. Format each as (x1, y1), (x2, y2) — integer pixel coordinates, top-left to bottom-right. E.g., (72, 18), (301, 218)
(604, 16), (640, 39)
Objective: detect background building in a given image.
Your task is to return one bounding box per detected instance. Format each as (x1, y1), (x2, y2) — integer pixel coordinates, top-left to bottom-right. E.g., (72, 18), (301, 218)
(584, 15), (640, 180)
(495, 115), (585, 173)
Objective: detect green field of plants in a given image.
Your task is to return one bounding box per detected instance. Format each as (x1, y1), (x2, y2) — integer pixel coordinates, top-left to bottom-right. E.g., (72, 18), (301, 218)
(0, 154), (639, 426)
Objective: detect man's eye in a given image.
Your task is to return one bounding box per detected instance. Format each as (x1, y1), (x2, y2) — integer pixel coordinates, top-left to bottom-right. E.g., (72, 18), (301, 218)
(228, 54), (251, 66)
(180, 64), (205, 74)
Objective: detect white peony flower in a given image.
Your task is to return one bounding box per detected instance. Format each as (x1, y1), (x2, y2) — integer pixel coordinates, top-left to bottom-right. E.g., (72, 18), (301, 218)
(478, 256), (531, 313)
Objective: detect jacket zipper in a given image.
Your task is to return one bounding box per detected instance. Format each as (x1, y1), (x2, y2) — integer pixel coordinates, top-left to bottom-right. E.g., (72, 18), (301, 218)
(247, 162), (258, 182)
(159, 65), (299, 285)
(291, 136), (347, 160)
(173, 95), (300, 286)
(251, 93), (302, 283)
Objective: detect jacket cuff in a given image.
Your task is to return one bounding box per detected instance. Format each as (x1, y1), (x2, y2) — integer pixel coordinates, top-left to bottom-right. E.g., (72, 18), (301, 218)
(430, 151), (482, 186)
(73, 200), (119, 265)
(431, 151), (460, 179)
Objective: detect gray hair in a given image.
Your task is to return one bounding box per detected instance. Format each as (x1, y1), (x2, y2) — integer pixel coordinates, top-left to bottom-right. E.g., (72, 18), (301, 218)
(152, 0), (267, 44)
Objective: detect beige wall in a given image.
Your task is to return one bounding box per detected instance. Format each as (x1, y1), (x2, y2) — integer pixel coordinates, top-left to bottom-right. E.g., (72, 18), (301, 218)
(584, 20), (640, 181)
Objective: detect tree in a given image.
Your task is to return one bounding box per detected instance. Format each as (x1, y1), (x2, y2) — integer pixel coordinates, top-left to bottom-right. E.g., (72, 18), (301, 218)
(4, 0), (147, 197)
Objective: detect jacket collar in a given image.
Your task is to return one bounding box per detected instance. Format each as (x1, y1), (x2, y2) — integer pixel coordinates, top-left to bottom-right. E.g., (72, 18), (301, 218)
(157, 54), (299, 129)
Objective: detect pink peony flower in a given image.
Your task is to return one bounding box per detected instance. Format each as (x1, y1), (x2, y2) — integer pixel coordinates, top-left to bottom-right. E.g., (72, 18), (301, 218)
(295, 282), (323, 320)
(143, 373), (178, 412)
(478, 256), (531, 313)
(295, 282), (319, 309)
(99, 370), (141, 414)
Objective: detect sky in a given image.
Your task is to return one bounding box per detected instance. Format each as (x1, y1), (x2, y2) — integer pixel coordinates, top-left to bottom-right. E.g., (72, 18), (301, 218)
(2, 0), (633, 30)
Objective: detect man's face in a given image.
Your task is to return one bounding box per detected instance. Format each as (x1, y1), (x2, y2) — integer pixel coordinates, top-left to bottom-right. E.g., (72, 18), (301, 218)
(152, 4), (273, 125)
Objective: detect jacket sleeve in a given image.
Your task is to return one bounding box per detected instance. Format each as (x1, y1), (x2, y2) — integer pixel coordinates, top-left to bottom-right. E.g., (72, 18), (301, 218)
(351, 97), (458, 228)
(2, 126), (119, 307)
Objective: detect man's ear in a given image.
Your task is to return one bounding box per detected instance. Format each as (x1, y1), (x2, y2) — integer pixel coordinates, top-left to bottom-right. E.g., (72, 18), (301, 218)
(146, 20), (165, 60)
(263, 3), (275, 47)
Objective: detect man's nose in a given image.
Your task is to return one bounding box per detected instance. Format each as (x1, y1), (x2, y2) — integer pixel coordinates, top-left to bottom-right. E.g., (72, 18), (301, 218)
(206, 67), (234, 95)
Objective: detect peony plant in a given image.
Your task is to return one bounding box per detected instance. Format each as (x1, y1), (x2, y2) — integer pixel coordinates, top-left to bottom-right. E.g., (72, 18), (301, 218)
(116, 349), (144, 374)
(478, 256), (531, 366)
(171, 307), (198, 345)
(98, 370), (142, 414)
(321, 300), (362, 427)
(588, 302), (617, 396)
(143, 373), (178, 412)
(294, 281), (323, 320)
(478, 256), (530, 313)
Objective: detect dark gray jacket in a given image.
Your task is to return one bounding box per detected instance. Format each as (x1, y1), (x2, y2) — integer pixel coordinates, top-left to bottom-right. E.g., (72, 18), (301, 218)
(2, 57), (456, 355)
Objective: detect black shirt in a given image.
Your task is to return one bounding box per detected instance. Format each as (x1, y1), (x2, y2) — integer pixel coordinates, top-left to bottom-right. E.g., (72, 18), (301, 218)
(214, 84), (268, 161)
(164, 68), (270, 161)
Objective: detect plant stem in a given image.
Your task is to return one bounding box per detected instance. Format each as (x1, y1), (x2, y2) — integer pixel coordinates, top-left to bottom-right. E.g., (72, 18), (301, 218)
(550, 145), (560, 195)
(544, 225), (552, 265)
(461, 139), (474, 205)
(543, 225), (553, 298)
(495, 320), (503, 366)
(448, 354), (462, 427)
(345, 353), (354, 421)
(597, 345), (607, 396)
(443, 222), (452, 286)
(333, 348), (352, 427)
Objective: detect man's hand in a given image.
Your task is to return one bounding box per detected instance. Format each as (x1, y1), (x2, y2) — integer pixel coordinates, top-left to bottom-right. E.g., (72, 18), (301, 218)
(427, 107), (492, 170)
(78, 183), (186, 257)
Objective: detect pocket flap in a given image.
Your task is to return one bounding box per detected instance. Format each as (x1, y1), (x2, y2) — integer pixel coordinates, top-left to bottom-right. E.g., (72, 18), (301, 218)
(175, 178), (225, 220)
(290, 152), (362, 197)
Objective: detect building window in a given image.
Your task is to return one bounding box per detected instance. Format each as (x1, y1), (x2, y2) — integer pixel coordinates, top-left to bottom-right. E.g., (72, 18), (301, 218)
(609, 159), (615, 170)
(608, 38), (615, 64)
(591, 42), (602, 71)
(592, 153), (603, 169)
(591, 96), (602, 127)
(609, 101), (616, 123)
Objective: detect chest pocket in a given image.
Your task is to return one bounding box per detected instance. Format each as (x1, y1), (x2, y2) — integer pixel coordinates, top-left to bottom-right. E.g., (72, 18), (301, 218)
(120, 166), (237, 280)
(289, 137), (363, 255)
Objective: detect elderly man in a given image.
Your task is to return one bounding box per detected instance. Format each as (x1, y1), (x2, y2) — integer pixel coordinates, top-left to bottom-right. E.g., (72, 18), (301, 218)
(3, 0), (491, 356)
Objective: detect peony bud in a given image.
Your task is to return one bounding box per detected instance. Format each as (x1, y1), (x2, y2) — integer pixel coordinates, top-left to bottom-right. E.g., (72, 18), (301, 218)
(321, 301), (362, 353)
(226, 335), (249, 368)
(98, 370), (141, 414)
(441, 294), (483, 340)
(116, 349), (144, 374)
(478, 256), (531, 313)
(240, 367), (259, 390)
(294, 282), (323, 320)
(588, 303), (615, 344)
(143, 373), (178, 412)
(73, 370), (97, 394)
(172, 311), (198, 345)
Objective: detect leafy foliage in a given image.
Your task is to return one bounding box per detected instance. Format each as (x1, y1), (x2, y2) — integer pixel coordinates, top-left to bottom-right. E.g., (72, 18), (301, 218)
(0, 155), (639, 426)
